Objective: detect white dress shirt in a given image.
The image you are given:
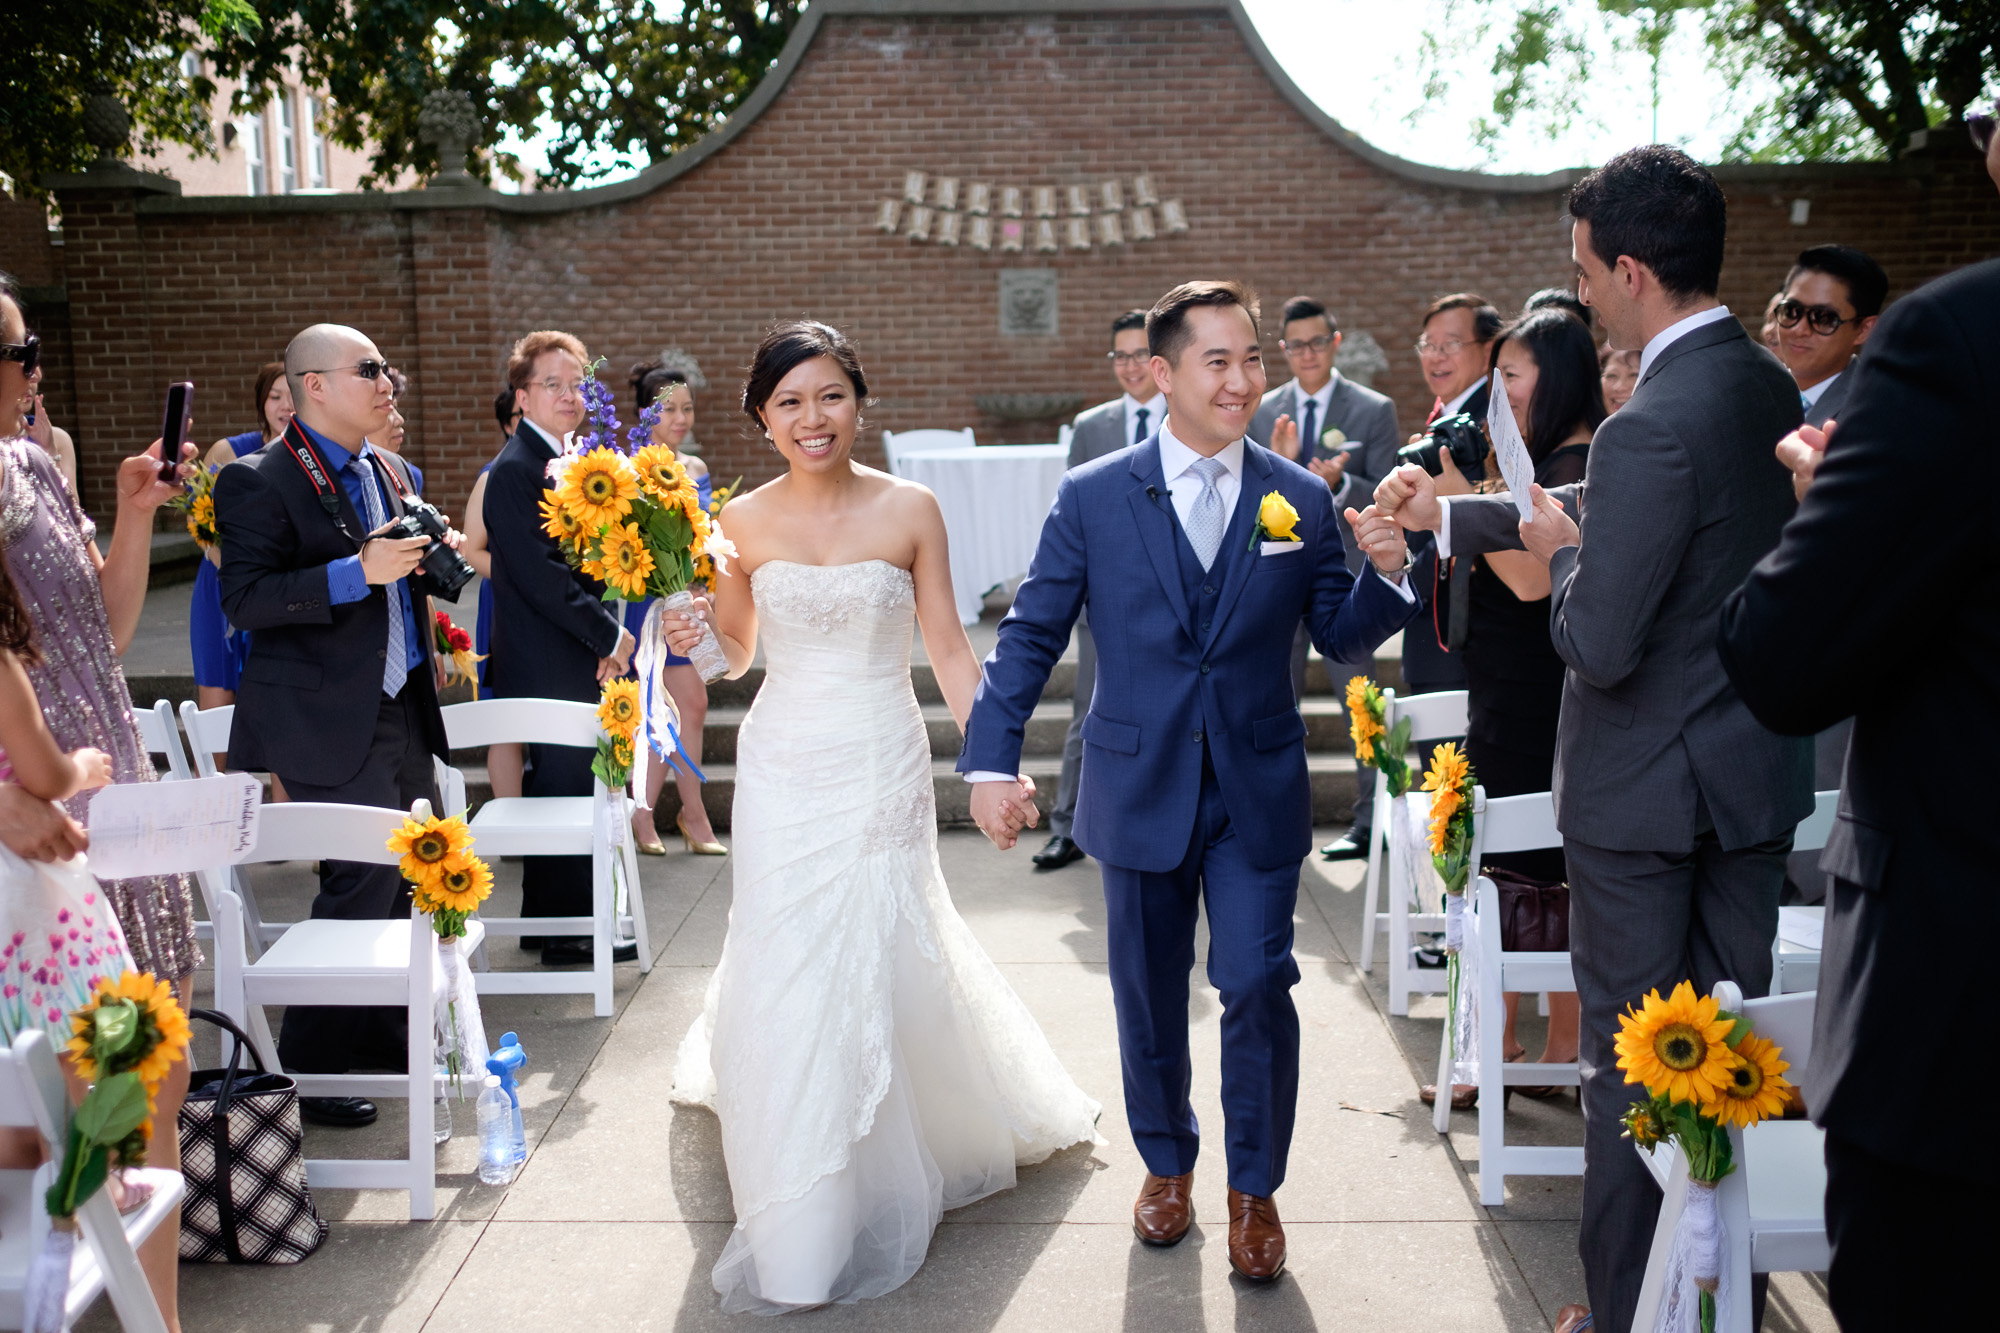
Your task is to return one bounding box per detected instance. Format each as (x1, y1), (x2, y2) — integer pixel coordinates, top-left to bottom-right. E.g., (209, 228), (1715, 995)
(1122, 392), (1164, 448)
(1438, 378), (1484, 419)
(1290, 372), (1354, 505)
(1800, 369), (1841, 409)
(1438, 305), (1736, 558)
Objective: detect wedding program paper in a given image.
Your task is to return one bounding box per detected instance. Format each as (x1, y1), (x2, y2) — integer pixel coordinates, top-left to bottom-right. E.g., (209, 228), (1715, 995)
(1485, 373), (1536, 522)
(86, 773), (262, 879)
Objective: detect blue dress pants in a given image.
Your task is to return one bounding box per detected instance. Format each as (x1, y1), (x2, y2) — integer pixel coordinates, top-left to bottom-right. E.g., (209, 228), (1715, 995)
(1097, 751), (1302, 1198)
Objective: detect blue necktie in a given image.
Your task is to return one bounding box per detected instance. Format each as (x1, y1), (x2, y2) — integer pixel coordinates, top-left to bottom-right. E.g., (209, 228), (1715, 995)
(1800, 391), (1811, 413)
(1133, 406), (1149, 446)
(1301, 397), (1319, 455)
(350, 455), (407, 697)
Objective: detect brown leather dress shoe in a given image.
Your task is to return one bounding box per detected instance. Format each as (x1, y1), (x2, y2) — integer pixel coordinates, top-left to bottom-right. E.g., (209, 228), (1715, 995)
(1132, 1171), (1194, 1246)
(1553, 1304), (1593, 1333)
(1226, 1189), (1286, 1281)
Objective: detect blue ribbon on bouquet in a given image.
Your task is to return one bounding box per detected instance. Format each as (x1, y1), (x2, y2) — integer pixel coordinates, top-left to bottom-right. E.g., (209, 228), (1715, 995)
(633, 600), (706, 795)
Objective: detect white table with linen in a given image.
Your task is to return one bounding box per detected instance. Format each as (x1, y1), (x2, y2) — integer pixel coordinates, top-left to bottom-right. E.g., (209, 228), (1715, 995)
(893, 443), (1070, 624)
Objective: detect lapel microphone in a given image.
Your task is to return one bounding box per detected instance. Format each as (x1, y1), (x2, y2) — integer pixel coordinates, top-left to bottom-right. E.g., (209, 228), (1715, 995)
(1144, 485), (1164, 507)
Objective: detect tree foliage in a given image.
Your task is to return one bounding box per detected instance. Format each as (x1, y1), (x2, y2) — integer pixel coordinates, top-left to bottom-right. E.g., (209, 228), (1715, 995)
(1424, 1), (2000, 161)
(1, 1), (805, 199)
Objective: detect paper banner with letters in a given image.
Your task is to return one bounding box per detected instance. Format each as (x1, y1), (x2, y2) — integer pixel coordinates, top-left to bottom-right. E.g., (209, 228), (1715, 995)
(86, 773), (262, 879)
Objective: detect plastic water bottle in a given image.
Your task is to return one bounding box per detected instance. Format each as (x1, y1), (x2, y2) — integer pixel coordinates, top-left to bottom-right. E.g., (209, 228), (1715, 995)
(433, 1063), (453, 1145)
(476, 1075), (515, 1185)
(486, 1031), (528, 1166)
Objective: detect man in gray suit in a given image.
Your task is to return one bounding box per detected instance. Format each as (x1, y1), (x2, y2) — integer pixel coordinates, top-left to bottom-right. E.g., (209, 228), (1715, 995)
(1379, 146), (1813, 1333)
(1249, 295), (1401, 858)
(1775, 243), (1886, 430)
(1033, 309), (1163, 869)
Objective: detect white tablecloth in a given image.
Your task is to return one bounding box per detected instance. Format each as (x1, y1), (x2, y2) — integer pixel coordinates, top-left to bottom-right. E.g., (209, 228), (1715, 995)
(896, 444), (1070, 624)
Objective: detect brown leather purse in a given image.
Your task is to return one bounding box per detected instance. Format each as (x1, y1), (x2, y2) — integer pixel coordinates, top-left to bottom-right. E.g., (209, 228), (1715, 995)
(1486, 866), (1570, 952)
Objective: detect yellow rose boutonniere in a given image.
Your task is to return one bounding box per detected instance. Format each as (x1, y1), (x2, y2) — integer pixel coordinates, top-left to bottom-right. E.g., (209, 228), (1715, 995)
(1249, 490), (1300, 550)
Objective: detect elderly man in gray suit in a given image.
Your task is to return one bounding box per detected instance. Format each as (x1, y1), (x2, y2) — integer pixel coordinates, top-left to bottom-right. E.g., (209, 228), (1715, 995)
(1032, 309), (1163, 870)
(1379, 146), (1812, 1333)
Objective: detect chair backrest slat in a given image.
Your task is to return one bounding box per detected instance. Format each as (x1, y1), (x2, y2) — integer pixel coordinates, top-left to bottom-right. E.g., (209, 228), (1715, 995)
(880, 427), (975, 476)
(135, 700), (194, 781)
(440, 698), (601, 750)
(247, 802), (407, 866)
(1740, 990), (1816, 1071)
(1387, 689), (1470, 746)
(1472, 789), (1561, 857)
(178, 701), (234, 779)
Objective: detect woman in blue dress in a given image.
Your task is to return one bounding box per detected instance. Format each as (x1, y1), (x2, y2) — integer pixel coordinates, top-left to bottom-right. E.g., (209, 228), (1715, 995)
(192, 361), (289, 711)
(627, 358), (723, 855)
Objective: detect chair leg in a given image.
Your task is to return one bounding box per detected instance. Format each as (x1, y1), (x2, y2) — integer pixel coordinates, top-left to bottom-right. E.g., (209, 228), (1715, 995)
(77, 1189), (171, 1333)
(1358, 772), (1387, 974)
(233, 866), (271, 962)
(407, 932), (436, 1222)
(619, 835), (652, 974)
(1388, 836), (1412, 1017)
(1478, 914), (1507, 1208)
(1432, 1001), (1454, 1135)
(592, 847), (614, 1019)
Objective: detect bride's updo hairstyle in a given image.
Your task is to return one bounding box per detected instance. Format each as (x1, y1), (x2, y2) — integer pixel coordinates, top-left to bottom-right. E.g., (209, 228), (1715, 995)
(740, 320), (870, 430)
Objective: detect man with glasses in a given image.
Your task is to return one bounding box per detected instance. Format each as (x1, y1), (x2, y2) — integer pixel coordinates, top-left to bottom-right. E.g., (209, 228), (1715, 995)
(1033, 311), (1163, 870)
(484, 329), (637, 964)
(1773, 244), (1887, 429)
(215, 322), (452, 1125)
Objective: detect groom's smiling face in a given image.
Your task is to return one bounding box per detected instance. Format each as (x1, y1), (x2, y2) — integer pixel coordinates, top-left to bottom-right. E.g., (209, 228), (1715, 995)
(1153, 303), (1267, 454)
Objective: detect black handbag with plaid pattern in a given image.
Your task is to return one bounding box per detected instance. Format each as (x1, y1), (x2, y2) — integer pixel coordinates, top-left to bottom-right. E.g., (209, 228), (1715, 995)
(177, 1008), (329, 1264)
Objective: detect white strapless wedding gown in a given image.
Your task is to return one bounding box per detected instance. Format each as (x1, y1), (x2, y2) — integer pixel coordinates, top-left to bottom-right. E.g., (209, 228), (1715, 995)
(670, 560), (1101, 1315)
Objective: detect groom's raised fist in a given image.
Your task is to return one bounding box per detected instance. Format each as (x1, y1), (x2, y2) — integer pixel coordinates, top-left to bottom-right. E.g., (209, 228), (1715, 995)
(1375, 464), (1444, 533)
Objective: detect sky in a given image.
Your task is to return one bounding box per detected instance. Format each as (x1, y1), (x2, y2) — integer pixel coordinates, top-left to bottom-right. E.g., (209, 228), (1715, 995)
(499, 0), (1750, 190)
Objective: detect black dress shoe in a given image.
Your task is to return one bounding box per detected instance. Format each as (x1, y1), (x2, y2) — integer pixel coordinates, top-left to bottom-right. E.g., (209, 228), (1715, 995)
(541, 937), (640, 966)
(1031, 834), (1084, 869)
(1319, 829), (1370, 860)
(299, 1096), (378, 1127)
(518, 936), (545, 951)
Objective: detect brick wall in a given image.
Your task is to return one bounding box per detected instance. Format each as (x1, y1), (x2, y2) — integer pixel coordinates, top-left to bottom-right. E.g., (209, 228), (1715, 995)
(10, 2), (1999, 522)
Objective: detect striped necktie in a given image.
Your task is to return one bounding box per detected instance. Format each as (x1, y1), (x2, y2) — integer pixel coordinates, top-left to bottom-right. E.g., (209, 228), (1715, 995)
(349, 454), (407, 697)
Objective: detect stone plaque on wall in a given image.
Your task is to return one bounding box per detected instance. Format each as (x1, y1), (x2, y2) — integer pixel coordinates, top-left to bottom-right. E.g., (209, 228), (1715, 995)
(998, 269), (1059, 337)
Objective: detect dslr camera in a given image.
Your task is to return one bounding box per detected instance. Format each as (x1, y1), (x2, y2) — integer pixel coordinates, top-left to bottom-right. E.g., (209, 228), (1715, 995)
(379, 499), (476, 599)
(1396, 413), (1489, 484)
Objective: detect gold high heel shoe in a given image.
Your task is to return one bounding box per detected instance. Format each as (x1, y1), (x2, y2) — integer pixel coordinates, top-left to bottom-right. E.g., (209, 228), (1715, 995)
(630, 810), (668, 856)
(677, 812), (727, 855)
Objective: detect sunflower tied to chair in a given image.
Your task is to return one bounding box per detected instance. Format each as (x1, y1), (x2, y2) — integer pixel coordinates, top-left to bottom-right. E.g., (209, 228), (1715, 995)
(1420, 742), (1475, 895)
(1614, 980), (1797, 1333)
(388, 806), (493, 1099)
(1344, 675), (1413, 798)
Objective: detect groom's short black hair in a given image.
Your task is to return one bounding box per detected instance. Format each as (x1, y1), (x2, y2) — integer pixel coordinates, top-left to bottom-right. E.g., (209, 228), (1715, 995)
(1568, 145), (1727, 301)
(1148, 280), (1260, 366)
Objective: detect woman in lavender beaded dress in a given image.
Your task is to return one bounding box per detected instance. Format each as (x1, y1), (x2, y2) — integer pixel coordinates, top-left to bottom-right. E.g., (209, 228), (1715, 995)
(1, 274), (200, 1330)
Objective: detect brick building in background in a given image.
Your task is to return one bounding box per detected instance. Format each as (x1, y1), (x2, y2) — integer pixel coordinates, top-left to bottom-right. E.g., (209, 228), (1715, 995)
(6, 0), (1997, 523)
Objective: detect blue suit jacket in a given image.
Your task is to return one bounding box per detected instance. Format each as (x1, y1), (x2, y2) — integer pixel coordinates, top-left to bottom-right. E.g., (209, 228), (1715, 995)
(960, 435), (1416, 872)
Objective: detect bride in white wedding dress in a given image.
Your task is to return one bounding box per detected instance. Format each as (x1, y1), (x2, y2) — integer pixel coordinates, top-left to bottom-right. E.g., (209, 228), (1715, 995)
(663, 320), (1101, 1315)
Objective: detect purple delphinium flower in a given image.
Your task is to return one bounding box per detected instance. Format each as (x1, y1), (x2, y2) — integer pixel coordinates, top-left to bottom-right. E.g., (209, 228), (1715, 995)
(627, 399), (665, 454)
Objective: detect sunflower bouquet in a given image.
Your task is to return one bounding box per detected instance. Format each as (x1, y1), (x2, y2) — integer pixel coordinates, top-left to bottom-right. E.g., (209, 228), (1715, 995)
(169, 464), (222, 552)
(432, 610), (483, 687)
(1420, 741), (1476, 895)
(1345, 675), (1413, 798)
(388, 803), (493, 1094)
(1616, 981), (1796, 1333)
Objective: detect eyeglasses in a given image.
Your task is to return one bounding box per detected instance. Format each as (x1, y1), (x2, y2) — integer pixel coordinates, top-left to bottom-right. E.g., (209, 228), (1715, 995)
(534, 378), (586, 398)
(0, 333), (40, 378)
(304, 358), (391, 382)
(1106, 350), (1151, 367)
(1414, 337), (1481, 358)
(1775, 298), (1859, 336)
(1969, 99), (1999, 155)
(1281, 334), (1335, 355)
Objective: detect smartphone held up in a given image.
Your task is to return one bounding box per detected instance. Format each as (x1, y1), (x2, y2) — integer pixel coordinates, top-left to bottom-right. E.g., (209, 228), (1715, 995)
(159, 381), (193, 485)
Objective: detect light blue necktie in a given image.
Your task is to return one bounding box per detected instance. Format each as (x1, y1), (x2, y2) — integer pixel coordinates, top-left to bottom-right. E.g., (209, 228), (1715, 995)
(350, 454), (407, 697)
(1801, 391), (1811, 413)
(1184, 456), (1228, 571)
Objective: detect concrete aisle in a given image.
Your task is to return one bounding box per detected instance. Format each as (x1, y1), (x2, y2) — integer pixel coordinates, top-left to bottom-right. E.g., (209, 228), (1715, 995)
(95, 830), (1837, 1332)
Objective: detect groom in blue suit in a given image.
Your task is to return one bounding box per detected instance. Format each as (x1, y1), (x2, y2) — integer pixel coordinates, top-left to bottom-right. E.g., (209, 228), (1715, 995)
(961, 281), (1418, 1281)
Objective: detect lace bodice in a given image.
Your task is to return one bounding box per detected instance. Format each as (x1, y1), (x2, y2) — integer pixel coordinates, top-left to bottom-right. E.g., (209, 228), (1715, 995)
(749, 559), (918, 692)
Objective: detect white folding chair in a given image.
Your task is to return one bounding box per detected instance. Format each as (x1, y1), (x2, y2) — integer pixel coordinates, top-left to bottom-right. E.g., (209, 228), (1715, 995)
(880, 427), (975, 476)
(1057, 422), (1074, 454)
(133, 700), (193, 782)
(1773, 790), (1839, 995)
(1632, 984), (1825, 1333)
(205, 801), (482, 1222)
(175, 702), (281, 956)
(1430, 787), (1584, 1203)
(0, 1029), (184, 1332)
(1357, 688), (1469, 1015)
(439, 699), (651, 1018)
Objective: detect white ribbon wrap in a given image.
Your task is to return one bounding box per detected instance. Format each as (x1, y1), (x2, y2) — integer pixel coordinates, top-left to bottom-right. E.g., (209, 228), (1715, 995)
(23, 1225), (72, 1333)
(433, 938), (490, 1097)
(1655, 1177), (1731, 1333)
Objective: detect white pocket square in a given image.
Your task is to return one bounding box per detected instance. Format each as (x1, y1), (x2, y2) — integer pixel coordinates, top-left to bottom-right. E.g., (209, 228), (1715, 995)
(1260, 540), (1303, 556)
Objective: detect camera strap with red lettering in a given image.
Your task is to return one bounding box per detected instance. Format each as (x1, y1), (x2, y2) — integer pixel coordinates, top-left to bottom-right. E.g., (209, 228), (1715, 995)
(280, 421), (404, 543)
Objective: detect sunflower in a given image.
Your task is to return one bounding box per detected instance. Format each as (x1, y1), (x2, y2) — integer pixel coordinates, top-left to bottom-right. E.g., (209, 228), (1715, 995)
(421, 856), (494, 916)
(594, 522), (656, 599)
(1345, 676), (1382, 763)
(1427, 787), (1464, 854)
(66, 971), (191, 1094)
(388, 813), (474, 888)
(630, 444), (692, 500)
(1422, 742), (1470, 796)
(556, 448), (640, 531)
(1621, 1098), (1666, 1150)
(1707, 1031), (1793, 1128)
(613, 736), (635, 770)
(598, 677), (641, 741)
(540, 492), (585, 546)
(1614, 980), (1740, 1104)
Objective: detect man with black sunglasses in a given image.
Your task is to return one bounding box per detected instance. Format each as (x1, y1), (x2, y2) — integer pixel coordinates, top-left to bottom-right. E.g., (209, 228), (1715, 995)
(1773, 244), (1886, 429)
(215, 322), (454, 1126)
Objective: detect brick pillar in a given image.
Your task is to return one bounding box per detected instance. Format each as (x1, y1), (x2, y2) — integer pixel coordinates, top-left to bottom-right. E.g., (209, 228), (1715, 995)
(408, 203), (500, 517)
(46, 166), (182, 521)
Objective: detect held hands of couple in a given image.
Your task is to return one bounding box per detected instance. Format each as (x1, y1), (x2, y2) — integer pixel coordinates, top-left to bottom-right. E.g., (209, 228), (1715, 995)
(597, 627), (637, 683)
(1776, 420), (1833, 502)
(1374, 463), (1444, 532)
(970, 776), (1040, 850)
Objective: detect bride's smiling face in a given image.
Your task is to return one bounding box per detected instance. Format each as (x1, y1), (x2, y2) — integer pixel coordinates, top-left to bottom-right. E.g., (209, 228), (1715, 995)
(759, 355), (859, 472)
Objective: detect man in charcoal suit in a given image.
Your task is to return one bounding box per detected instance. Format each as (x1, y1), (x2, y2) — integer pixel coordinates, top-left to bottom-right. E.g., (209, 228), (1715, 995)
(217, 323), (450, 1127)
(483, 329), (636, 965)
(1250, 295), (1401, 858)
(1379, 147), (1812, 1333)
(1718, 120), (2000, 1330)
(1032, 309), (1164, 870)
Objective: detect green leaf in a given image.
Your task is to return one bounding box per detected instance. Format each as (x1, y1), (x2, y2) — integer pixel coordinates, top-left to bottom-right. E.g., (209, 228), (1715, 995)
(74, 1072), (150, 1146)
(90, 999), (138, 1066)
